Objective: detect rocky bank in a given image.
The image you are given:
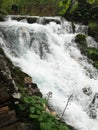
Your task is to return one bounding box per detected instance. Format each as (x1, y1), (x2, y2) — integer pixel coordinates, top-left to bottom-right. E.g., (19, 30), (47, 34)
(0, 47), (43, 130)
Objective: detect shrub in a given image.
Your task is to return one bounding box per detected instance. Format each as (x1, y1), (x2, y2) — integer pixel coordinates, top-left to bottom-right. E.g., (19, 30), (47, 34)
(88, 22), (98, 42)
(17, 95), (70, 130)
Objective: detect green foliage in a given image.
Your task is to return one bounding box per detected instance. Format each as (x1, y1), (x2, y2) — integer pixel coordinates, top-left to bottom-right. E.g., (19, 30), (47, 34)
(95, 0), (98, 4)
(0, 0), (60, 16)
(88, 22), (98, 42)
(0, 0), (14, 13)
(86, 47), (98, 61)
(69, 1), (78, 14)
(0, 9), (8, 15)
(75, 34), (98, 70)
(94, 61), (98, 69)
(58, 0), (98, 24)
(59, 0), (71, 15)
(17, 95), (70, 130)
(59, 125), (70, 130)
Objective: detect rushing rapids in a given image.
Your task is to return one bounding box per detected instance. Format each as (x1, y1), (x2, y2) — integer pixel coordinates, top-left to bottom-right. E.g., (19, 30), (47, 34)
(0, 16), (98, 130)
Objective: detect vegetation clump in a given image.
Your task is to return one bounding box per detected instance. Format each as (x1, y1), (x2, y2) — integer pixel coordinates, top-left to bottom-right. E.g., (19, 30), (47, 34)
(88, 22), (98, 42)
(0, 0), (60, 16)
(17, 94), (70, 130)
(0, 47), (71, 130)
(75, 34), (87, 55)
(75, 34), (98, 70)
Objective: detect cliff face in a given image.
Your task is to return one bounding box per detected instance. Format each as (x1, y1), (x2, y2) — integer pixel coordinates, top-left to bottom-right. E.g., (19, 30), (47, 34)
(0, 47), (42, 130)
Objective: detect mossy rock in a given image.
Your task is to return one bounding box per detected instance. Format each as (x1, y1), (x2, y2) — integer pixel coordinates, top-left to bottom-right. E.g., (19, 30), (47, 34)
(11, 67), (29, 88)
(0, 47), (28, 88)
(93, 61), (98, 69)
(86, 47), (98, 61)
(75, 34), (86, 43)
(75, 34), (87, 53)
(75, 34), (98, 70)
(88, 22), (98, 42)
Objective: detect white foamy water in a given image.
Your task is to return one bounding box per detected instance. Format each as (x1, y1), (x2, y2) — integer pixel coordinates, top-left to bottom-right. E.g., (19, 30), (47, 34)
(0, 17), (98, 130)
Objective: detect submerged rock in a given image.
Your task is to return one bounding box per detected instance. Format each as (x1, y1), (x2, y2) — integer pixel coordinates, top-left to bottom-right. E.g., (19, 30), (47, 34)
(88, 93), (98, 119)
(82, 87), (92, 96)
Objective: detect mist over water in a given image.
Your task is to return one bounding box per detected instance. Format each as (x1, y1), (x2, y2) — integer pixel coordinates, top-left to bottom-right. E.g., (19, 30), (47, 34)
(0, 17), (98, 130)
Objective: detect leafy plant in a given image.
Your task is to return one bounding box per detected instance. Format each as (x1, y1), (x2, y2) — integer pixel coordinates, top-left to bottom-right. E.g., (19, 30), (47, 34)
(17, 95), (70, 130)
(59, 0), (72, 15)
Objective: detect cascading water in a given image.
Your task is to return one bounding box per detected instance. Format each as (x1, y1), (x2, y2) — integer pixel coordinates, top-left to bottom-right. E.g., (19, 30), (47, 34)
(0, 16), (98, 130)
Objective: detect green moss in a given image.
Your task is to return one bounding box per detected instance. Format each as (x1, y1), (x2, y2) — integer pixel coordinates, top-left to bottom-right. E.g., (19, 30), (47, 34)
(75, 34), (98, 70)
(69, 1), (78, 15)
(17, 95), (70, 130)
(0, 48), (28, 88)
(75, 34), (87, 54)
(75, 34), (86, 44)
(88, 22), (98, 42)
(86, 47), (98, 61)
(94, 61), (98, 69)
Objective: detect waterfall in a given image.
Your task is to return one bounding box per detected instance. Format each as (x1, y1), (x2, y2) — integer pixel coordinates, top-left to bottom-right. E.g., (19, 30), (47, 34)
(0, 16), (98, 130)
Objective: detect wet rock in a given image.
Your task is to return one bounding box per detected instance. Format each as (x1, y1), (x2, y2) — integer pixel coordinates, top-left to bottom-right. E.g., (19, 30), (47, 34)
(7, 15), (61, 24)
(0, 110), (17, 128)
(12, 92), (21, 99)
(91, 93), (98, 108)
(25, 82), (42, 97)
(0, 123), (24, 130)
(27, 17), (38, 24)
(9, 15), (39, 24)
(0, 15), (5, 22)
(88, 93), (98, 119)
(88, 104), (97, 119)
(75, 34), (87, 48)
(38, 17), (61, 24)
(82, 87), (92, 96)
(0, 89), (10, 104)
(24, 77), (32, 84)
(21, 122), (40, 130)
(0, 48), (18, 93)
(24, 76), (42, 97)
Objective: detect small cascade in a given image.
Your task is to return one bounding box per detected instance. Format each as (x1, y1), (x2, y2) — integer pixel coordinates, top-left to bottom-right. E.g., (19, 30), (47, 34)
(0, 16), (98, 130)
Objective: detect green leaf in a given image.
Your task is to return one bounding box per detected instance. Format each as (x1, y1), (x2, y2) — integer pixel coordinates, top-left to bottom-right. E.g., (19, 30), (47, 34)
(29, 107), (35, 114)
(59, 124), (70, 130)
(23, 96), (30, 103)
(29, 114), (39, 119)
